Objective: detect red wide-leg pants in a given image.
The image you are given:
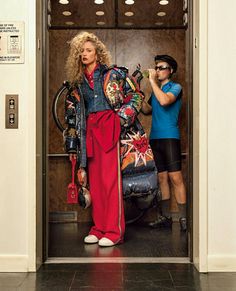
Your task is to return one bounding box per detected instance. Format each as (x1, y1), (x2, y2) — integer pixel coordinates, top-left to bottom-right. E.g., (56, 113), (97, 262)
(86, 110), (125, 243)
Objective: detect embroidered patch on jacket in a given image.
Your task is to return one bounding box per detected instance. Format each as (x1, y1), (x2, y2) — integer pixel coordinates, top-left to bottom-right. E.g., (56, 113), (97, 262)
(121, 131), (154, 169)
(106, 80), (124, 106)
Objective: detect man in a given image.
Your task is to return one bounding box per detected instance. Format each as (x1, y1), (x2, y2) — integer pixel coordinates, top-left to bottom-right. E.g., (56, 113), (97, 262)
(142, 55), (187, 231)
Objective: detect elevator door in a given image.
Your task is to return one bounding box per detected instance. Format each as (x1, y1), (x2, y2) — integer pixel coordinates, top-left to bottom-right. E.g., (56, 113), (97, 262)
(46, 27), (190, 259)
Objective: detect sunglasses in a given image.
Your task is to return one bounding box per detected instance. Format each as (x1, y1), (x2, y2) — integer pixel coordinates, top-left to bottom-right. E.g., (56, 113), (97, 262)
(155, 65), (170, 71)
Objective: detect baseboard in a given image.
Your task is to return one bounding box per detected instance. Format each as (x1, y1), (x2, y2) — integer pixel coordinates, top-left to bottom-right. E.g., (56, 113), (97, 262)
(208, 255), (236, 272)
(0, 255), (29, 272)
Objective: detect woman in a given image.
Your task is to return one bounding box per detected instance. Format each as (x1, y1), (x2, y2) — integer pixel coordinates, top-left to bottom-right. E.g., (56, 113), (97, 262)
(64, 32), (144, 247)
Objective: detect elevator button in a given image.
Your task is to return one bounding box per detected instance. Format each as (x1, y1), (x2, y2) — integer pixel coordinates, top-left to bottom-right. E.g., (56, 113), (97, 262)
(9, 114), (15, 124)
(9, 99), (15, 109)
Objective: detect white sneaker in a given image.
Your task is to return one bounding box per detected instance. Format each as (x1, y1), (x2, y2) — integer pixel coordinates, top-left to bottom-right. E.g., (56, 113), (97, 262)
(84, 234), (99, 244)
(98, 237), (115, 247)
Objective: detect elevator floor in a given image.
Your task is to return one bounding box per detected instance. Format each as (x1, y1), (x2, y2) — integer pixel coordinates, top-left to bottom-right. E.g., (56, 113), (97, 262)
(48, 222), (188, 258)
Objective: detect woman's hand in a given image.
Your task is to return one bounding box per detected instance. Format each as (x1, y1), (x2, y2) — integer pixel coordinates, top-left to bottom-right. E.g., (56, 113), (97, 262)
(69, 153), (77, 161)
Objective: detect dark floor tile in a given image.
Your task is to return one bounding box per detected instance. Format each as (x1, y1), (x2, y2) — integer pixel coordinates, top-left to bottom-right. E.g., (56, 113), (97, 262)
(124, 279), (175, 290)
(40, 263), (123, 273)
(0, 273), (27, 288)
(123, 282), (175, 291)
(169, 269), (200, 288)
(18, 271), (74, 290)
(71, 270), (123, 288)
(39, 264), (80, 272)
(122, 263), (194, 272)
(123, 269), (171, 282)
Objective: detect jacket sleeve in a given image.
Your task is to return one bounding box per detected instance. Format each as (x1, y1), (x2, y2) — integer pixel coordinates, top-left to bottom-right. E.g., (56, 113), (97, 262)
(105, 68), (144, 127)
(64, 90), (79, 153)
(117, 74), (144, 127)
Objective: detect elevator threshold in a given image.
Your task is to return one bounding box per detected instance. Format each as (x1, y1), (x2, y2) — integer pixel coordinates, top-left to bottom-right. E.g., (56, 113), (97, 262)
(46, 257), (190, 264)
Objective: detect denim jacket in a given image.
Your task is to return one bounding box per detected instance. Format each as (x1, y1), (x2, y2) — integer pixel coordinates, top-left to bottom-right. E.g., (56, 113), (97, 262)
(80, 66), (111, 115)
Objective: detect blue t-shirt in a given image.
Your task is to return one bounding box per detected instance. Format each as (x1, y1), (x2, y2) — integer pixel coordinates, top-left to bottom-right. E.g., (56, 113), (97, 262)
(150, 81), (182, 139)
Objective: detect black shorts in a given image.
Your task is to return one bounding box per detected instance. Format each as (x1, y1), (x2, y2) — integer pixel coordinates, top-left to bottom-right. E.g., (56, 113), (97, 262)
(150, 138), (181, 173)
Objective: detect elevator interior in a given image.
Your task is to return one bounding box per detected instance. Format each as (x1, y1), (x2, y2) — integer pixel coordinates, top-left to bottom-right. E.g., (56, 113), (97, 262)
(45, 0), (192, 260)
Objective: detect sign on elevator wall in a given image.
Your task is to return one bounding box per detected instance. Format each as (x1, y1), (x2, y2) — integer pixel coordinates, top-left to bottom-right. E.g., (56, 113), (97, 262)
(0, 22), (24, 64)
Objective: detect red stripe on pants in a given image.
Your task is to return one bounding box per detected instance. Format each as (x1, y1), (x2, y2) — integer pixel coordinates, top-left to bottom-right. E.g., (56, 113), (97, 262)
(86, 111), (125, 243)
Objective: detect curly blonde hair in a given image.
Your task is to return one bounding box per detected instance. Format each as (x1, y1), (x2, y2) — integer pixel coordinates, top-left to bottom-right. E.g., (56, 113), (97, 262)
(66, 31), (112, 84)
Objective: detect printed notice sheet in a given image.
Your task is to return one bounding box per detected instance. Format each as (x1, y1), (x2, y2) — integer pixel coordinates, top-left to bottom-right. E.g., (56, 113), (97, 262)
(0, 22), (24, 64)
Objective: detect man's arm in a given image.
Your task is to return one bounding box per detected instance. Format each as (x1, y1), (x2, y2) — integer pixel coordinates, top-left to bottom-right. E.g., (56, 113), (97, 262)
(141, 100), (152, 115)
(149, 69), (176, 106)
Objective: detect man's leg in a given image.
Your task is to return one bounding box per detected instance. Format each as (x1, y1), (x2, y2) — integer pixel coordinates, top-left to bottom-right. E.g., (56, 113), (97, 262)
(149, 139), (173, 228)
(149, 171), (173, 228)
(168, 171), (187, 231)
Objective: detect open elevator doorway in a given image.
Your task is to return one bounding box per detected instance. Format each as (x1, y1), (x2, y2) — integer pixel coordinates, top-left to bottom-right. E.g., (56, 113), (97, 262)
(44, 0), (193, 262)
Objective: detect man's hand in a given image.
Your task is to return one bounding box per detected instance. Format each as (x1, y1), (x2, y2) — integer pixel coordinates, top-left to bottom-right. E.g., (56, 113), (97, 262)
(148, 69), (158, 83)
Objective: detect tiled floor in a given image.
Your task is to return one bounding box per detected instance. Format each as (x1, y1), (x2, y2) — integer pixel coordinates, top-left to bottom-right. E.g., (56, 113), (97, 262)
(0, 263), (236, 290)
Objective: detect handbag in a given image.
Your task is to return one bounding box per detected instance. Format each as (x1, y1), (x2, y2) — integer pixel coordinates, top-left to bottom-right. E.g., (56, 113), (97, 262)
(120, 119), (161, 209)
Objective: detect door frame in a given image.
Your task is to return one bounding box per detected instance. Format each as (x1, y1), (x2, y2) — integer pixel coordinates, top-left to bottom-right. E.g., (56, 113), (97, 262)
(38, 0), (208, 272)
(192, 0), (208, 272)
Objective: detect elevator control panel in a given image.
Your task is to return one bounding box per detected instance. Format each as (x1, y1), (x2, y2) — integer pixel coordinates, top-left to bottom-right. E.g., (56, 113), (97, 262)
(5, 94), (18, 128)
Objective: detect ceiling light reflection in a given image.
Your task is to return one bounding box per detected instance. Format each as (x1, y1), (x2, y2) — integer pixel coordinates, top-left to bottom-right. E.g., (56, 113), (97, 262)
(59, 0), (69, 4)
(62, 11), (72, 16)
(94, 0), (104, 4)
(125, 0), (134, 5)
(157, 11), (166, 17)
(96, 11), (105, 16)
(65, 21), (74, 25)
(125, 11), (134, 16)
(124, 22), (133, 26)
(159, 0), (169, 5)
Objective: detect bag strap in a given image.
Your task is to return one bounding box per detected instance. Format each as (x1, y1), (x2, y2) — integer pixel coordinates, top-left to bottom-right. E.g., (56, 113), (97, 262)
(71, 156), (76, 184)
